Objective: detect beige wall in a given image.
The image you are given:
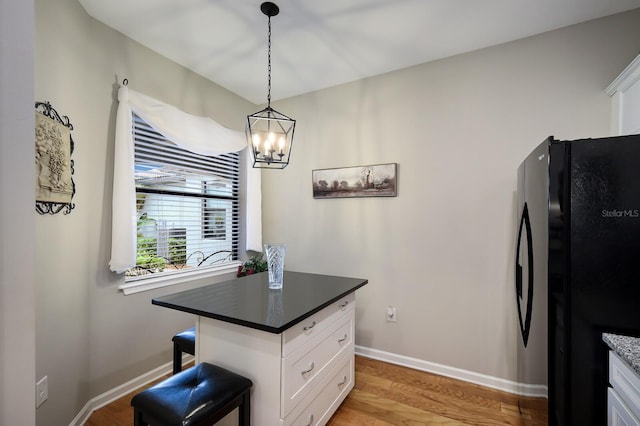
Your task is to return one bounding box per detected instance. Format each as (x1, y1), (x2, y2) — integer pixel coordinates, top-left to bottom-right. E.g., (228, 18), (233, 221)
(28, 1), (640, 424)
(264, 9), (640, 381)
(34, 0), (255, 424)
(1, 0), (36, 424)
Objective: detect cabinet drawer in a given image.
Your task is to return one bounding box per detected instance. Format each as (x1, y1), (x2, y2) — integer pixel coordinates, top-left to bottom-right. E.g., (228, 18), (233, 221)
(284, 354), (354, 426)
(610, 351), (640, 418)
(609, 388), (640, 426)
(283, 293), (354, 357)
(282, 313), (353, 417)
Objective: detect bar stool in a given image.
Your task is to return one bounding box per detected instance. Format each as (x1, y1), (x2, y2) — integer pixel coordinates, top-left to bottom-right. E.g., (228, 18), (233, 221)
(172, 327), (195, 374)
(131, 362), (252, 426)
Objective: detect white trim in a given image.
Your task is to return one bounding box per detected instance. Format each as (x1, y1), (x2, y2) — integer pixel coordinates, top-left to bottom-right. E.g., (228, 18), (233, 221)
(119, 262), (241, 295)
(70, 356), (194, 426)
(606, 54), (640, 95)
(355, 345), (548, 398)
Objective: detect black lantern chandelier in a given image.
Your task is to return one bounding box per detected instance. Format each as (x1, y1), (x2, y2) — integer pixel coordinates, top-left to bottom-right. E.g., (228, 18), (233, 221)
(246, 2), (296, 169)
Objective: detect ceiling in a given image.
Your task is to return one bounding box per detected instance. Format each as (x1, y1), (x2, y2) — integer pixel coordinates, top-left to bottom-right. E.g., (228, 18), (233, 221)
(78, 0), (640, 104)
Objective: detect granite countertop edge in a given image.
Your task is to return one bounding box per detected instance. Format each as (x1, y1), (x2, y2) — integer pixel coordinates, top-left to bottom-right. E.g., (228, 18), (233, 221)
(603, 332), (640, 375)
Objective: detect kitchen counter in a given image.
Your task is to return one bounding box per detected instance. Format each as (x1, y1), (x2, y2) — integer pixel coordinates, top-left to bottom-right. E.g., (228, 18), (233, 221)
(603, 333), (640, 375)
(152, 270), (368, 333)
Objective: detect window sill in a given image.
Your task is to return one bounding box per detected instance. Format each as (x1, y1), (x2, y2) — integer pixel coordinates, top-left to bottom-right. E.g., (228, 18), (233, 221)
(118, 261), (242, 295)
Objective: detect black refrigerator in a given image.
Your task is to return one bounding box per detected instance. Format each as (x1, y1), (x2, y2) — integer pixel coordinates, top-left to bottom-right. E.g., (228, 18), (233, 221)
(515, 134), (640, 425)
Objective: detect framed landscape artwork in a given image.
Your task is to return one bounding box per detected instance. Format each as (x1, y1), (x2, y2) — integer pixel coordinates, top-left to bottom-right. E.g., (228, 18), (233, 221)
(312, 163), (397, 199)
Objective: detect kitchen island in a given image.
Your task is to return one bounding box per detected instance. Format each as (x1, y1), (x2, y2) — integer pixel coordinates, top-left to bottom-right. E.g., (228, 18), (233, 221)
(153, 271), (368, 425)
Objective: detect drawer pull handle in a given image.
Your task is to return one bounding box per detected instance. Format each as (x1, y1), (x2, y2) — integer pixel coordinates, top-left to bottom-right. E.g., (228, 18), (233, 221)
(338, 375), (348, 387)
(339, 301), (349, 309)
(301, 362), (315, 375)
(303, 321), (316, 331)
(338, 333), (348, 343)
(305, 414), (314, 425)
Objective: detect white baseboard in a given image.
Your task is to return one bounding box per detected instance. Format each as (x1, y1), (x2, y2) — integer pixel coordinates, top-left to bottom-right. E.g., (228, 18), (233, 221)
(355, 345), (547, 398)
(69, 355), (195, 426)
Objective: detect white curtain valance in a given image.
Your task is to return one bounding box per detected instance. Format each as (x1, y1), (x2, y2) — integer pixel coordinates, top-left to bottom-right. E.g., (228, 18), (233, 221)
(109, 86), (258, 273)
(117, 86), (247, 156)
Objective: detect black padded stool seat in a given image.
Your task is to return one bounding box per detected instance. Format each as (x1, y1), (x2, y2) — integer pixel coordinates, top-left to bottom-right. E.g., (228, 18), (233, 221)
(172, 327), (195, 374)
(131, 362), (252, 426)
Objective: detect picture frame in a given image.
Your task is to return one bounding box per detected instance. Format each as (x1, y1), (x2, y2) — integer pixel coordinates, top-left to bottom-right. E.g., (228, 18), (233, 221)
(35, 101), (76, 215)
(312, 163), (397, 199)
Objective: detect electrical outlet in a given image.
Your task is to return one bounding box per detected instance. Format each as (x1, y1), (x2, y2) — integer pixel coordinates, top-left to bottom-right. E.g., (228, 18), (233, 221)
(386, 306), (397, 322)
(36, 376), (48, 408)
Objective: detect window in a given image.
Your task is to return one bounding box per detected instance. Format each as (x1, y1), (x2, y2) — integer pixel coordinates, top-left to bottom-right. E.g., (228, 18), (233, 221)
(203, 182), (227, 240)
(127, 114), (239, 278)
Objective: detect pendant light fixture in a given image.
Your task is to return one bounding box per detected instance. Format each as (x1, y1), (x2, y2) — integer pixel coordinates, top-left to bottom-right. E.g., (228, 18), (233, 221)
(246, 2), (296, 169)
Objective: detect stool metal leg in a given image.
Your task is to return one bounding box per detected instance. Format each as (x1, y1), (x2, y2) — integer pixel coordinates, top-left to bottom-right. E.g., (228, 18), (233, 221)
(133, 408), (146, 426)
(239, 390), (251, 426)
(172, 342), (182, 374)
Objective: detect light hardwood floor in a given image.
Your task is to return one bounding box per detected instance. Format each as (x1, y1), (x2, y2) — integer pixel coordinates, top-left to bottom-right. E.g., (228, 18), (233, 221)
(86, 356), (547, 425)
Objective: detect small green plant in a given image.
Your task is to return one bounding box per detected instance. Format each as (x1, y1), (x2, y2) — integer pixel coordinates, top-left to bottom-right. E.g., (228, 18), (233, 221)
(168, 237), (187, 265)
(134, 214), (168, 272)
(137, 237), (157, 255)
(135, 253), (166, 271)
(237, 254), (268, 277)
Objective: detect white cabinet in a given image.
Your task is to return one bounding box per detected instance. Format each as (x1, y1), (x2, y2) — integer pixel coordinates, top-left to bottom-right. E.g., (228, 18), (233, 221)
(607, 54), (640, 136)
(284, 356), (353, 426)
(197, 292), (356, 425)
(281, 309), (353, 418)
(608, 351), (640, 426)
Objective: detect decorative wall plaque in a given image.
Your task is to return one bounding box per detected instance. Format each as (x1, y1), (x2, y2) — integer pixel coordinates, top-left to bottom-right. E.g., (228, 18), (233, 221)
(35, 101), (75, 214)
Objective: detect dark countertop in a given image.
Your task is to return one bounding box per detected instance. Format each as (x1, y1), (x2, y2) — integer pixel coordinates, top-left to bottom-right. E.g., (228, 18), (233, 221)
(603, 333), (640, 375)
(152, 271), (368, 334)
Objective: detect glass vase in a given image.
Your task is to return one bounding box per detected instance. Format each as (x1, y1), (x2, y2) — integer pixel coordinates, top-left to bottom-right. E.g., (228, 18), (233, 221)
(264, 243), (286, 289)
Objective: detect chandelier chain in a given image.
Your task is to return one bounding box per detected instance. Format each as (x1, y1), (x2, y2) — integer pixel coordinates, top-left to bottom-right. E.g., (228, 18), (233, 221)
(267, 15), (272, 108)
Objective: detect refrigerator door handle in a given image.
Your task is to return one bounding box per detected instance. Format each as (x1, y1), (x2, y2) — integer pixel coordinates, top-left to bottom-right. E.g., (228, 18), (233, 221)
(515, 202), (534, 347)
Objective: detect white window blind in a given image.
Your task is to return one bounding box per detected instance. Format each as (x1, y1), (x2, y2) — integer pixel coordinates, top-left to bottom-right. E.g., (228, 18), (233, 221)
(127, 114), (239, 278)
